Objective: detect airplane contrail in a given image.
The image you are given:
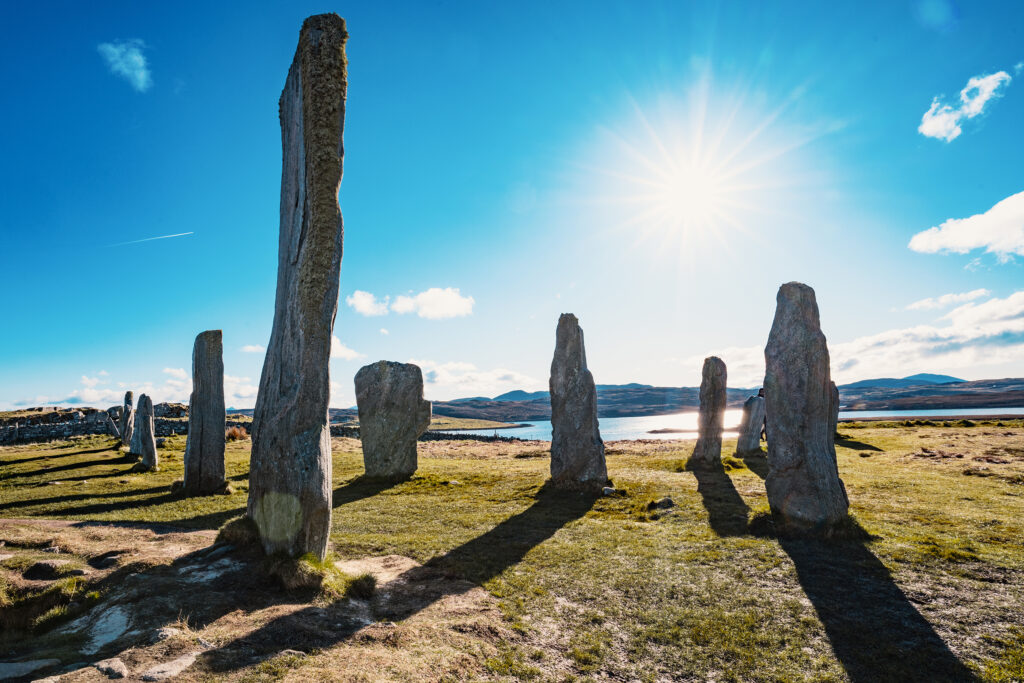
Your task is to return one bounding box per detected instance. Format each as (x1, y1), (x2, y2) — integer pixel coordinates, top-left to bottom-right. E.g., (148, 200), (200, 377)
(108, 231), (195, 247)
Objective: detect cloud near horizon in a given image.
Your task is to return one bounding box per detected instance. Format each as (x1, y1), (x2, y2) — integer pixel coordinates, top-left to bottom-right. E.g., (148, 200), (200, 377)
(909, 190), (1024, 261)
(97, 39), (152, 92)
(905, 288), (990, 310)
(345, 290), (389, 316)
(918, 70), (1011, 142)
(240, 344), (265, 353)
(409, 358), (539, 400)
(684, 290), (1024, 387)
(331, 336), (364, 361)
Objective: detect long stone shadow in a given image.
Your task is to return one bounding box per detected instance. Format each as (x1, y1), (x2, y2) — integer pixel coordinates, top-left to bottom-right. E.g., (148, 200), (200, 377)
(737, 448), (769, 479)
(1, 445), (116, 467)
(780, 538), (978, 682)
(200, 485), (598, 673)
(835, 437), (883, 452)
(0, 456), (130, 482)
(686, 456), (975, 681)
(331, 475), (405, 508)
(0, 486), (168, 513)
(687, 458), (751, 536)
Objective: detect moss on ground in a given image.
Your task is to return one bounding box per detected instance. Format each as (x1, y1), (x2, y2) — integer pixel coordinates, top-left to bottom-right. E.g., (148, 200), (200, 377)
(1, 423), (1022, 680)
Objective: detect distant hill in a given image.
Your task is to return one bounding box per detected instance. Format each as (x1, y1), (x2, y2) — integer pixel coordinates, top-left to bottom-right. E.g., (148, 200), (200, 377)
(492, 390), (549, 402)
(840, 374), (965, 390)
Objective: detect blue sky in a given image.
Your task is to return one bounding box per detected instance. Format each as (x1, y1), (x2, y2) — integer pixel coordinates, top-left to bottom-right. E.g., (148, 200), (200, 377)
(1, 0), (1023, 409)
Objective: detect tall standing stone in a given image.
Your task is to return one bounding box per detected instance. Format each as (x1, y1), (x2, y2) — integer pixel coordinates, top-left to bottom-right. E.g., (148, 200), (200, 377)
(829, 381), (840, 439)
(690, 357), (727, 466)
(119, 391), (135, 447)
(183, 330), (226, 495)
(131, 394), (158, 471)
(354, 361), (431, 480)
(736, 394), (766, 454)
(763, 282), (848, 533)
(549, 313), (607, 491)
(247, 14), (348, 560)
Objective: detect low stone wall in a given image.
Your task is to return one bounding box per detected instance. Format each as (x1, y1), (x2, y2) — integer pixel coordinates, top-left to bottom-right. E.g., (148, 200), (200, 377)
(0, 410), (252, 446)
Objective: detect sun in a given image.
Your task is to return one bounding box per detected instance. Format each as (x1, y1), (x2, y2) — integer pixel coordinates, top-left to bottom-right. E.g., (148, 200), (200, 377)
(572, 74), (820, 262)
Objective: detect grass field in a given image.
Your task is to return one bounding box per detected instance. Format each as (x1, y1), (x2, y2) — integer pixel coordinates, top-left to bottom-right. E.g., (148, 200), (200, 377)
(1, 422), (1023, 681)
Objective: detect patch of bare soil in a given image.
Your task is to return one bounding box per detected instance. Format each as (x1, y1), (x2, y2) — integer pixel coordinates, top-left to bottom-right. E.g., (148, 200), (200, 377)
(0, 520), (510, 682)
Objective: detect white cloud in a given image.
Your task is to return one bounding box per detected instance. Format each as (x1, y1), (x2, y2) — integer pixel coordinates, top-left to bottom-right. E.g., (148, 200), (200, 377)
(225, 374), (258, 407)
(380, 328), (389, 335)
(677, 291), (1024, 387)
(346, 290), (389, 316)
(81, 375), (102, 388)
(163, 367), (187, 380)
(240, 344), (265, 353)
(97, 39), (152, 92)
(331, 336), (365, 361)
(905, 288), (990, 310)
(918, 70), (1012, 142)
(392, 287), (475, 319)
(409, 358), (539, 400)
(98, 370), (109, 376)
(908, 190), (1024, 260)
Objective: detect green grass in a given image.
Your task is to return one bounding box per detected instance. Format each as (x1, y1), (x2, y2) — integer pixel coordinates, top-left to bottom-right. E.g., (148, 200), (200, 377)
(1, 424), (1023, 680)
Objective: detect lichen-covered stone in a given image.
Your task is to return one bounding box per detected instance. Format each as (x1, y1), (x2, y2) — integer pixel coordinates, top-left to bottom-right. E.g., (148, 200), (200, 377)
(736, 394), (765, 454)
(119, 391), (135, 447)
(691, 357), (727, 466)
(247, 14), (348, 560)
(355, 361), (431, 480)
(131, 394), (158, 471)
(549, 313), (607, 491)
(763, 282), (848, 533)
(183, 330), (226, 495)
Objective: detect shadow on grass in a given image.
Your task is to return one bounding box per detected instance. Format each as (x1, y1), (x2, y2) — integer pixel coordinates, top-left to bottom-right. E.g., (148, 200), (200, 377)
(332, 475), (405, 508)
(0, 456), (134, 482)
(687, 459), (977, 682)
(0, 445), (118, 467)
(737, 449), (769, 479)
(835, 437), (884, 452)
(199, 484), (598, 673)
(0, 486), (169, 513)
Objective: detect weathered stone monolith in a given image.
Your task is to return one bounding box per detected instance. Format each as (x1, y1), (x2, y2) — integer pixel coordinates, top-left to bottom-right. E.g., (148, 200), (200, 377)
(130, 394), (158, 471)
(183, 330), (226, 495)
(119, 391), (134, 446)
(549, 313), (607, 491)
(247, 14), (348, 560)
(829, 380), (840, 439)
(763, 282), (849, 533)
(691, 357), (727, 466)
(354, 361), (431, 480)
(736, 394), (766, 454)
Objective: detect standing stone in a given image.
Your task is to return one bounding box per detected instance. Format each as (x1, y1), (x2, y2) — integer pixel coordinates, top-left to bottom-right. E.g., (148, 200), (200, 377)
(131, 394), (158, 471)
(247, 14), (348, 561)
(829, 381), (840, 439)
(763, 282), (849, 533)
(183, 330), (226, 495)
(549, 313), (607, 491)
(354, 361), (431, 480)
(690, 357), (727, 466)
(736, 394), (766, 454)
(119, 391), (135, 447)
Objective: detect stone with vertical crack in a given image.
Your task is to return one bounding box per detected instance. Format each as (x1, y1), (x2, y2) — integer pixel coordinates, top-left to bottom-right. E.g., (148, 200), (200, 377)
(691, 356), (727, 466)
(355, 361), (431, 480)
(247, 14), (348, 560)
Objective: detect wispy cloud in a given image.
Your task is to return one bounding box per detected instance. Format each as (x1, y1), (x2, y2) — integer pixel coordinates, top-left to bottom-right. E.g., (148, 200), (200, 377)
(163, 367), (187, 380)
(380, 328), (389, 335)
(240, 344), (265, 353)
(918, 70), (1012, 142)
(108, 232), (193, 247)
(97, 39), (152, 92)
(409, 358), (538, 400)
(392, 288), (475, 319)
(905, 288), (991, 310)
(909, 190), (1024, 260)
(330, 336), (364, 361)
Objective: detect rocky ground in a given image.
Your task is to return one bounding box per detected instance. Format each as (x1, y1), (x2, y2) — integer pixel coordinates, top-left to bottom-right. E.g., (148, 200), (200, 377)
(1, 424), (1023, 681)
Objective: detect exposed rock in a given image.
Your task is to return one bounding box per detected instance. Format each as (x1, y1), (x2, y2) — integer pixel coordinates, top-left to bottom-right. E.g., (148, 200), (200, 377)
(829, 380), (840, 437)
(183, 330), (227, 495)
(83, 605), (130, 654)
(153, 402), (188, 418)
(248, 14), (348, 561)
(0, 659), (60, 679)
(763, 282), (849, 533)
(95, 657), (129, 678)
(549, 313), (607, 491)
(130, 395), (158, 471)
(140, 653), (198, 681)
(119, 391), (135, 447)
(690, 356), (727, 466)
(354, 361), (431, 480)
(736, 394), (766, 454)
(150, 626), (183, 643)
